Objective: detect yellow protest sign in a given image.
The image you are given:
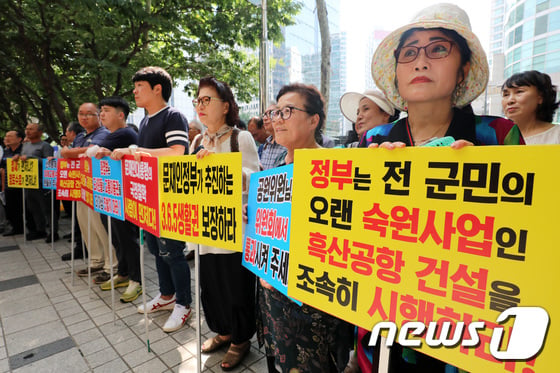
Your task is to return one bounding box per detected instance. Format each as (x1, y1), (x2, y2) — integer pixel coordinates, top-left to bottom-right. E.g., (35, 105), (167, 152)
(158, 153), (243, 251)
(7, 158), (39, 189)
(288, 146), (559, 373)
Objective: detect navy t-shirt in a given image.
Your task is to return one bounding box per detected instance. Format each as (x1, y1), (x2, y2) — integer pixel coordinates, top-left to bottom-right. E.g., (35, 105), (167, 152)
(73, 126), (110, 147)
(138, 106), (188, 151)
(100, 127), (138, 151)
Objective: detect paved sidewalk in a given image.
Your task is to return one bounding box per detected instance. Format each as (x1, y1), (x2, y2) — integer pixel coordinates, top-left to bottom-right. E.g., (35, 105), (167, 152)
(0, 216), (266, 372)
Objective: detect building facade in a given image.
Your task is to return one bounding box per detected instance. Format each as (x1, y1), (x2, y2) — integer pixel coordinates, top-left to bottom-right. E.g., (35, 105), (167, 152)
(487, 0), (560, 120)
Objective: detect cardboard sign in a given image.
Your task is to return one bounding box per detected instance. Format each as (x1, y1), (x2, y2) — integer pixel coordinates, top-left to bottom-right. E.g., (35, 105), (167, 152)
(158, 153), (242, 251)
(288, 146), (559, 373)
(7, 158), (39, 189)
(122, 155), (160, 236)
(42, 158), (57, 190)
(91, 157), (125, 220)
(80, 157), (93, 209)
(56, 158), (82, 200)
(242, 165), (294, 298)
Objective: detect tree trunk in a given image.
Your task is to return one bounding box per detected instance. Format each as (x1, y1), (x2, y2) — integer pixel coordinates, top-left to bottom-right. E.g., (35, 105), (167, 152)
(316, 0), (330, 126)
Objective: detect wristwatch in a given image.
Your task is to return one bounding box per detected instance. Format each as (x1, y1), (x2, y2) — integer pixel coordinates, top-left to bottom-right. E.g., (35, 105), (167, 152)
(128, 145), (139, 155)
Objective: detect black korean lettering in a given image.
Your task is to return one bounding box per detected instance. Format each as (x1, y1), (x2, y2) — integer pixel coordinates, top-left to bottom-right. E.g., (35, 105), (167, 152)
(309, 196), (329, 225)
(296, 264), (315, 293)
(489, 280), (520, 312)
(315, 271), (336, 302)
(462, 162), (499, 204)
(337, 277), (358, 311)
(353, 167), (371, 191)
(425, 162), (459, 200)
(496, 227), (527, 261)
(383, 161), (411, 196)
(256, 241), (269, 272)
(501, 172), (534, 205)
(270, 246), (281, 279)
(257, 177), (265, 203)
(330, 198), (353, 230)
(278, 250), (289, 286)
(162, 163), (170, 193)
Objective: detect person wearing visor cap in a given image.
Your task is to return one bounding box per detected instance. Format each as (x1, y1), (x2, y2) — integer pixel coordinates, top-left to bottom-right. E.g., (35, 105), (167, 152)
(339, 89), (399, 147)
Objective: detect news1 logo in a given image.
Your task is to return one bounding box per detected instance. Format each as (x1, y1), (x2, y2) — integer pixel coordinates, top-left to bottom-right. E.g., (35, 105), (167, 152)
(369, 307), (549, 360)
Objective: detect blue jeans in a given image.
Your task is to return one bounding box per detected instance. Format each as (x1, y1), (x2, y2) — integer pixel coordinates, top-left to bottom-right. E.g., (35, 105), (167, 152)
(145, 232), (191, 307)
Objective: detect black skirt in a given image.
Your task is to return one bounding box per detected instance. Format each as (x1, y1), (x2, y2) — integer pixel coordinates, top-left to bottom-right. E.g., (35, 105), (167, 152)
(200, 253), (256, 344)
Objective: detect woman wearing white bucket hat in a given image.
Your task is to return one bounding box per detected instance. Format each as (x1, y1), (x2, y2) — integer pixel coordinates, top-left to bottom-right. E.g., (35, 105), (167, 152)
(364, 3), (524, 150)
(359, 3), (525, 373)
(339, 89), (399, 147)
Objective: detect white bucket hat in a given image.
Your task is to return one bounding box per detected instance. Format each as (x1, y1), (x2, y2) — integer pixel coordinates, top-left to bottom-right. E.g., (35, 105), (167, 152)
(339, 90), (395, 123)
(371, 3), (489, 111)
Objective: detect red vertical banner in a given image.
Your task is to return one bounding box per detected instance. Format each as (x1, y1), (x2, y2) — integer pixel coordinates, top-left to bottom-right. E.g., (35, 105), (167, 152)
(56, 158), (82, 201)
(80, 157), (94, 209)
(122, 155), (159, 236)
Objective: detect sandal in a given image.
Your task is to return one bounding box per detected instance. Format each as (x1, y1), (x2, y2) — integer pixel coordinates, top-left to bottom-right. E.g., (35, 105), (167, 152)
(202, 334), (230, 353)
(221, 340), (251, 371)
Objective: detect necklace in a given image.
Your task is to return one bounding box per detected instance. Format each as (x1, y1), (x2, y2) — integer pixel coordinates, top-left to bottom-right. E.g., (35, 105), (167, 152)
(405, 118), (448, 146)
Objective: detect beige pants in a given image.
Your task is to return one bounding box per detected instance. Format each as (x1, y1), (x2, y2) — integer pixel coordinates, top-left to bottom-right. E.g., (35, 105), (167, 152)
(76, 202), (117, 271)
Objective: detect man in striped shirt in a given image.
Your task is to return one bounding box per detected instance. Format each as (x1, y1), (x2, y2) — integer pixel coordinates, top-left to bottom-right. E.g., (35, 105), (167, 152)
(112, 66), (192, 333)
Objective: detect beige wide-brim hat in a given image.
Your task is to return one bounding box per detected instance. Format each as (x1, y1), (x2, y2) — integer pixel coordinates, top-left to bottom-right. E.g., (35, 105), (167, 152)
(339, 89), (395, 123)
(371, 3), (489, 111)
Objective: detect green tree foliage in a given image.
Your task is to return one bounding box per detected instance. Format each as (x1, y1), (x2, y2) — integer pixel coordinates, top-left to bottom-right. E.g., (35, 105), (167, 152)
(0, 0), (300, 139)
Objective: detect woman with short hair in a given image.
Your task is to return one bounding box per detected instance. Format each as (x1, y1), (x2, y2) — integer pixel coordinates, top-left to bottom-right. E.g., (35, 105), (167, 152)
(502, 70), (560, 144)
(256, 83), (353, 373)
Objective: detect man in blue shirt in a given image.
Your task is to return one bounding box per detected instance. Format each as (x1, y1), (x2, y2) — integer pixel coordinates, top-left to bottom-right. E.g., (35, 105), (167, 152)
(61, 102), (117, 283)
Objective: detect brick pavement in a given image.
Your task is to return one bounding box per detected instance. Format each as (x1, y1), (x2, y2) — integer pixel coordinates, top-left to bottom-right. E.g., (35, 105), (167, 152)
(0, 214), (267, 373)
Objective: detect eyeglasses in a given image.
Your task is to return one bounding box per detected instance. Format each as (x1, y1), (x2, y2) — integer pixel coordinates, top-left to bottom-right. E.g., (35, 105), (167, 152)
(270, 106), (312, 121)
(192, 96), (224, 107)
(262, 109), (275, 119)
(78, 113), (98, 118)
(395, 40), (455, 64)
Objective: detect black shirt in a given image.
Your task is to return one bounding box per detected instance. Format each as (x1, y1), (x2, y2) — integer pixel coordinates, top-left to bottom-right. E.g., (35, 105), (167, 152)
(138, 106), (189, 151)
(100, 127), (138, 151)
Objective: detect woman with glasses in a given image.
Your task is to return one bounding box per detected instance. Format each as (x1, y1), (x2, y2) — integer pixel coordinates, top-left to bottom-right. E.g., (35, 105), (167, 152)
(193, 76), (259, 371)
(502, 70), (560, 144)
(366, 3), (523, 150)
(363, 4), (524, 373)
(255, 83), (353, 373)
(364, 4), (524, 372)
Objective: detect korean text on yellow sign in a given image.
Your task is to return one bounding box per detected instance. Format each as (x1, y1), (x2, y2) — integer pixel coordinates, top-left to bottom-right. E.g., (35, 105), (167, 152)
(158, 153), (242, 251)
(288, 146), (559, 373)
(7, 158), (39, 189)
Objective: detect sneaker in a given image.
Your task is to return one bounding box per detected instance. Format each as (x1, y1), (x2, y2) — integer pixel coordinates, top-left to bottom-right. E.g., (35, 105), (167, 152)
(93, 271), (111, 284)
(137, 293), (176, 314)
(162, 304), (192, 333)
(100, 275), (129, 291)
(120, 281), (142, 303)
(76, 266), (103, 277)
